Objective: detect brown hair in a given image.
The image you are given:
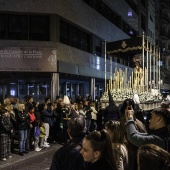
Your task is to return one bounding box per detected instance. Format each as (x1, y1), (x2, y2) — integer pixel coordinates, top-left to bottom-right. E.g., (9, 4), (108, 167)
(105, 120), (124, 143)
(138, 144), (170, 170)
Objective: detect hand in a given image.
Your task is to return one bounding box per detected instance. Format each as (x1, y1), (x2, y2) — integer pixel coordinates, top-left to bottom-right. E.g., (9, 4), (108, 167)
(11, 129), (13, 134)
(125, 105), (134, 121)
(30, 124), (33, 128)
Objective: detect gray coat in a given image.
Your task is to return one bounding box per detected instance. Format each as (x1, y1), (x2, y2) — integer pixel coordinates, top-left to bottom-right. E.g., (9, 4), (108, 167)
(125, 120), (167, 149)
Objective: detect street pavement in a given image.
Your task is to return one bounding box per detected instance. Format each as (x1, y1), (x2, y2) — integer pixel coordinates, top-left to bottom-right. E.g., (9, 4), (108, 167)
(0, 143), (62, 170)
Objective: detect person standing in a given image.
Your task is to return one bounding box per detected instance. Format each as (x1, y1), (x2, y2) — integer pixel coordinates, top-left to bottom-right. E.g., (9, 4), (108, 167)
(16, 104), (30, 156)
(125, 107), (170, 150)
(50, 117), (86, 170)
(0, 106), (13, 161)
(34, 120), (41, 151)
(41, 103), (53, 147)
(105, 120), (128, 170)
(80, 129), (116, 170)
(104, 90), (120, 123)
(39, 121), (46, 148)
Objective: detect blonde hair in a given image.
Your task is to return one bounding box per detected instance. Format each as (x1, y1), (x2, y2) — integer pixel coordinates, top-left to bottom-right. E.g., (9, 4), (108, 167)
(17, 104), (25, 111)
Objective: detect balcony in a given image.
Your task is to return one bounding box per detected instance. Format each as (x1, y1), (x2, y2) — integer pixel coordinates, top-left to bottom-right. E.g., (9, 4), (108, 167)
(160, 32), (169, 40)
(160, 0), (170, 9)
(161, 14), (170, 24)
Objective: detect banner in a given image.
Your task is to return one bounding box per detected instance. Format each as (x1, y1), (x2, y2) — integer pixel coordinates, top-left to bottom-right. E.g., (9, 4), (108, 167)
(107, 36), (143, 54)
(0, 47), (57, 72)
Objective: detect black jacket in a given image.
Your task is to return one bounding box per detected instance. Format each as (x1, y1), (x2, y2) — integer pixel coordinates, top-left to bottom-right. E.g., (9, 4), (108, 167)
(50, 137), (85, 170)
(16, 110), (30, 130)
(0, 115), (13, 134)
(84, 157), (114, 170)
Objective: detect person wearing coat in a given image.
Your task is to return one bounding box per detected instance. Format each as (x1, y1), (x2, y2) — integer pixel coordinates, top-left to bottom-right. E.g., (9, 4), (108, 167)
(50, 116), (86, 170)
(0, 106), (13, 161)
(104, 90), (120, 123)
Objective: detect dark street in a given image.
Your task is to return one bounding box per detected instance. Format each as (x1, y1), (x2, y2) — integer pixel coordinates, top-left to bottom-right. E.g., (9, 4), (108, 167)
(0, 144), (62, 170)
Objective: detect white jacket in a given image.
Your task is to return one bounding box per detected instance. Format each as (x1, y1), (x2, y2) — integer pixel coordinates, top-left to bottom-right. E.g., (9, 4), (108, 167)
(90, 106), (98, 120)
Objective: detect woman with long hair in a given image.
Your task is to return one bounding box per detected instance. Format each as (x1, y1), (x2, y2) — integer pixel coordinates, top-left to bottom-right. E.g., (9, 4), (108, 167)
(80, 129), (116, 170)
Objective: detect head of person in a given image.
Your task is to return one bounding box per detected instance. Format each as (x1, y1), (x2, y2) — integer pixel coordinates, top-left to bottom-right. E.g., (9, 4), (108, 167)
(45, 97), (51, 104)
(0, 106), (8, 117)
(120, 98), (135, 115)
(149, 108), (170, 130)
(28, 105), (35, 113)
(67, 117), (86, 139)
(40, 121), (45, 127)
(4, 98), (11, 106)
(17, 103), (25, 112)
(80, 129), (115, 168)
(105, 120), (124, 143)
(41, 103), (47, 110)
(27, 96), (33, 103)
(137, 144), (170, 170)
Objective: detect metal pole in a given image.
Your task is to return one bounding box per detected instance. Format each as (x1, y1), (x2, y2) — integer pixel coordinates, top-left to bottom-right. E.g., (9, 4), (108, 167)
(153, 45), (156, 88)
(150, 40), (152, 89)
(110, 56), (112, 90)
(158, 48), (161, 91)
(146, 37), (149, 92)
(104, 40), (107, 92)
(142, 32), (145, 92)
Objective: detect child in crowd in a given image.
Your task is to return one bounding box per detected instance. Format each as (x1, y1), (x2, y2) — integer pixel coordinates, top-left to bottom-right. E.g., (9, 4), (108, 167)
(34, 121), (41, 152)
(39, 121), (47, 148)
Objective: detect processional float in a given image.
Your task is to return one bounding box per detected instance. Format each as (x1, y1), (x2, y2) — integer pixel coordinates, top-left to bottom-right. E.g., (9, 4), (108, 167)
(100, 33), (162, 110)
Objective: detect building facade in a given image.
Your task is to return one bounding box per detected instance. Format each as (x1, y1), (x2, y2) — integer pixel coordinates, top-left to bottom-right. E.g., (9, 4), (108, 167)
(0, 0), (148, 103)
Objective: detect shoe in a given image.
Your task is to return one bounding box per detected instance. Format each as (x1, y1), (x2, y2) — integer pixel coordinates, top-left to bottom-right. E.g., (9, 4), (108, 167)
(44, 144), (50, 147)
(35, 147), (42, 152)
(44, 142), (50, 145)
(23, 151), (29, 154)
(2, 158), (6, 161)
(19, 152), (24, 156)
(8, 155), (12, 159)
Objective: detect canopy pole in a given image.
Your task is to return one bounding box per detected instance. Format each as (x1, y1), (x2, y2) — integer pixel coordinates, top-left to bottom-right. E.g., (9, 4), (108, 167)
(104, 40), (107, 92)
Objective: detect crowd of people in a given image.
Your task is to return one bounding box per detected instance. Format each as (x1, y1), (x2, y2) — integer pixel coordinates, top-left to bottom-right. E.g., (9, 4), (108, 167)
(1, 94), (170, 170)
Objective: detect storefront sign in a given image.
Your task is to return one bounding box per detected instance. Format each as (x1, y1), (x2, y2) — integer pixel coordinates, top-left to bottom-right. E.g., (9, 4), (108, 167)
(0, 47), (57, 72)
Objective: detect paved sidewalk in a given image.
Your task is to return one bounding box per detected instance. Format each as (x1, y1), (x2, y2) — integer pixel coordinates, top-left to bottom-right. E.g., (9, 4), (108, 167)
(0, 143), (62, 169)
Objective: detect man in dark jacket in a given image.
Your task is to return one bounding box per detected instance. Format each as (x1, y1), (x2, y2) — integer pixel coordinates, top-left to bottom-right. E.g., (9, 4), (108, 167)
(50, 116), (86, 170)
(104, 90), (120, 123)
(125, 107), (170, 150)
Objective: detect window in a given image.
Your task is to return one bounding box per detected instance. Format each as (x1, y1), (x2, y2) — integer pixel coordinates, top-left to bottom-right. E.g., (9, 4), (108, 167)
(60, 20), (92, 53)
(8, 14), (28, 40)
(80, 32), (91, 52)
(29, 15), (50, 41)
(60, 20), (70, 45)
(70, 26), (80, 48)
(95, 38), (102, 56)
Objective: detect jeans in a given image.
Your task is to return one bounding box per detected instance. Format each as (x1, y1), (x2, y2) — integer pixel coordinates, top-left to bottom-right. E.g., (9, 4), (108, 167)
(19, 129), (27, 152)
(85, 119), (91, 133)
